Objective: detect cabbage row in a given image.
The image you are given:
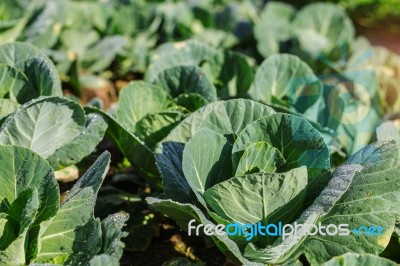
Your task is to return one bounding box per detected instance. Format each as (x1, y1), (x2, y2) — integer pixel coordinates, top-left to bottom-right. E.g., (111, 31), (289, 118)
(1, 0), (400, 265)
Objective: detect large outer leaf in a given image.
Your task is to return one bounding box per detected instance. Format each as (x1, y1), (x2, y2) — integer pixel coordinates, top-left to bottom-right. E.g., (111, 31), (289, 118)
(292, 3), (354, 57)
(46, 113), (108, 169)
(203, 167), (307, 226)
(157, 99), (275, 203)
(322, 253), (397, 266)
(0, 97), (105, 168)
(35, 152), (111, 264)
(250, 54), (323, 122)
(254, 2), (295, 57)
(115, 81), (170, 130)
(146, 197), (261, 266)
(154, 65), (217, 102)
(145, 40), (218, 82)
(0, 97), (84, 158)
(245, 142), (400, 265)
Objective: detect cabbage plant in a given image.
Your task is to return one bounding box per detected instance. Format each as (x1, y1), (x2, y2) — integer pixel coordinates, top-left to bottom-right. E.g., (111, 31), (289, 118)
(86, 74), (217, 177)
(0, 43), (107, 170)
(254, 2), (354, 62)
(146, 40), (254, 99)
(0, 145), (127, 265)
(147, 99), (400, 265)
(249, 52), (381, 156)
(0, 42), (62, 104)
(347, 43), (400, 115)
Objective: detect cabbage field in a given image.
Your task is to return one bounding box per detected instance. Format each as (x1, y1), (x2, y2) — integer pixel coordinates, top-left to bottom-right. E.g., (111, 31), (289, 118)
(1, 0), (400, 265)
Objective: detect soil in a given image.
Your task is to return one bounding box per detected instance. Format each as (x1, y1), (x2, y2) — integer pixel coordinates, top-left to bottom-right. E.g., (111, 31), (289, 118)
(120, 222), (237, 266)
